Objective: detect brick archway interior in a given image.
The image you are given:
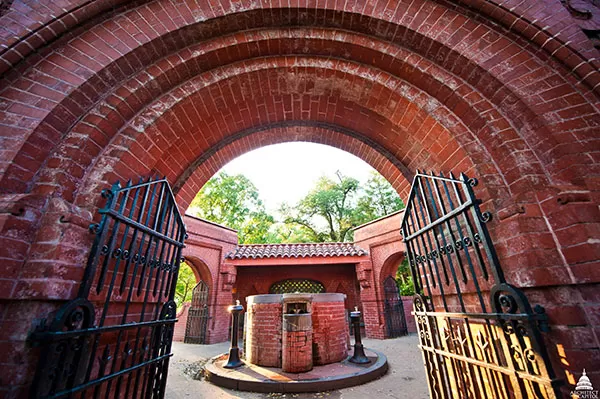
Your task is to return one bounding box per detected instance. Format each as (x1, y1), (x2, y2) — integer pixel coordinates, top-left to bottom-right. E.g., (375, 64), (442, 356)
(0, 0), (599, 396)
(184, 256), (213, 289)
(173, 256), (213, 343)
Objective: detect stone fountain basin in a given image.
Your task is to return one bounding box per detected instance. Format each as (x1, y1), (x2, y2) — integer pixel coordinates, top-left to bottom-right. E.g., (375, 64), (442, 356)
(204, 347), (388, 393)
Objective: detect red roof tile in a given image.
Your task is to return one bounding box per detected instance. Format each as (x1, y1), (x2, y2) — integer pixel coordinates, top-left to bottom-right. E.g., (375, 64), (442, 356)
(225, 243), (368, 260)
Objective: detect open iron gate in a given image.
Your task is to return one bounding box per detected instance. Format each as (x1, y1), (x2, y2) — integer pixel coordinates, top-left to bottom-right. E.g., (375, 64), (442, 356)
(400, 171), (560, 399)
(383, 276), (408, 338)
(29, 177), (186, 399)
(184, 281), (210, 344)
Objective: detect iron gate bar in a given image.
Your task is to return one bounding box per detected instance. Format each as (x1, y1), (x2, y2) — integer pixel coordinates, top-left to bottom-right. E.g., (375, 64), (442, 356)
(401, 171), (561, 399)
(419, 345), (554, 384)
(402, 199), (473, 241)
(103, 208), (185, 246)
(383, 276), (409, 338)
(425, 172), (509, 398)
(184, 280), (211, 344)
(29, 177), (187, 399)
(29, 319), (179, 341)
(43, 351), (173, 399)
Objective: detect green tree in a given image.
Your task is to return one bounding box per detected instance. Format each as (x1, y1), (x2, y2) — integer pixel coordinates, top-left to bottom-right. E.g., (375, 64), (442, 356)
(280, 171), (360, 242)
(175, 262), (196, 309)
(265, 223), (314, 243)
(356, 171), (405, 221)
(188, 172), (275, 244)
(280, 171), (403, 242)
(395, 258), (415, 296)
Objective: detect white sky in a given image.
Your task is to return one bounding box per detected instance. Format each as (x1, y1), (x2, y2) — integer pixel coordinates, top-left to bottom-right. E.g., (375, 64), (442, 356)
(219, 142), (377, 212)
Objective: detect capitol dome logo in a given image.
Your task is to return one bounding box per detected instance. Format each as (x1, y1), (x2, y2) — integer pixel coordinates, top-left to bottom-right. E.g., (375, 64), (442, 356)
(572, 370), (598, 399)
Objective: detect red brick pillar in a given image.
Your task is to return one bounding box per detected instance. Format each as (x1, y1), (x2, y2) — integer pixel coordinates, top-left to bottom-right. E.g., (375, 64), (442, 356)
(173, 302), (191, 342)
(282, 314), (313, 373)
(401, 296), (417, 333)
(245, 295), (282, 367)
(356, 261), (384, 339)
(311, 293), (349, 365)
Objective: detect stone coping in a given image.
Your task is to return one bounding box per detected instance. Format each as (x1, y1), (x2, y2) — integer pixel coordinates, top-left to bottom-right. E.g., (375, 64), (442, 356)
(205, 348), (388, 393)
(247, 293), (346, 305)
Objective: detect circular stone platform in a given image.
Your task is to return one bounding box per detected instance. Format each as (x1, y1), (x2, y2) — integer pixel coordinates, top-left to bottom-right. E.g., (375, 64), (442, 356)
(205, 348), (388, 393)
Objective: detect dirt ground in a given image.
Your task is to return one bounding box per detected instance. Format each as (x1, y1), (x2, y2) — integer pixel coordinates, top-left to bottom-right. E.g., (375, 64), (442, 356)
(166, 336), (429, 399)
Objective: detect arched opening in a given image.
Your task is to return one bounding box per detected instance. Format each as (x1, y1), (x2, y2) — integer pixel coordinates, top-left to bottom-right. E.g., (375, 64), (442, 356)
(171, 254), (218, 344)
(383, 276), (409, 338)
(183, 280), (210, 344)
(377, 251), (415, 338)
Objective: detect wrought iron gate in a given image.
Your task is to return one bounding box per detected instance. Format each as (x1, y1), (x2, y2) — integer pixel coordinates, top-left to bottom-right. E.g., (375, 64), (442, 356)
(383, 276), (408, 338)
(400, 171), (560, 399)
(184, 281), (210, 344)
(29, 177), (187, 399)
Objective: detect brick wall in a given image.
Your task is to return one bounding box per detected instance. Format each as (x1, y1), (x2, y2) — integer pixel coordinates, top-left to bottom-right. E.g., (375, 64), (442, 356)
(312, 300), (350, 365)
(282, 314), (313, 373)
(236, 265), (360, 313)
(401, 296), (417, 334)
(182, 216), (237, 344)
(282, 329), (313, 372)
(245, 301), (282, 367)
(354, 214), (408, 339)
(245, 294), (349, 368)
(173, 302), (191, 342)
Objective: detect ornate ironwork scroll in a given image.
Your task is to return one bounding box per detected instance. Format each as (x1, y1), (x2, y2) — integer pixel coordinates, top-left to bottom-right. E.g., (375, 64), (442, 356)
(383, 276), (408, 338)
(400, 171), (560, 399)
(184, 281), (210, 344)
(29, 177), (187, 399)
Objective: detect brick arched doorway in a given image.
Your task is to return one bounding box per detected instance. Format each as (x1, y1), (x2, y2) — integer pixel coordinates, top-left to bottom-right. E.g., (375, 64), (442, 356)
(0, 1), (598, 397)
(183, 280), (210, 344)
(382, 276), (409, 339)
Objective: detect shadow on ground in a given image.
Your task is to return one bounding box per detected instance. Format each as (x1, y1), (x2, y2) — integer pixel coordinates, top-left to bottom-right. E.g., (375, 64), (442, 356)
(166, 336), (429, 399)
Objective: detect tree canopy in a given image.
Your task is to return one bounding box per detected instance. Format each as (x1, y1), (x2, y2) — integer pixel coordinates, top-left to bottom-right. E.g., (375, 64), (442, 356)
(280, 171), (404, 242)
(396, 258), (415, 296)
(356, 172), (405, 222)
(187, 172), (275, 243)
(187, 170), (404, 244)
(279, 172), (359, 242)
(174, 262), (196, 309)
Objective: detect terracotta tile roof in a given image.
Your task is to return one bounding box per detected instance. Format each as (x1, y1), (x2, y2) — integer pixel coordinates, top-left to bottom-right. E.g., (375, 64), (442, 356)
(225, 243), (368, 260)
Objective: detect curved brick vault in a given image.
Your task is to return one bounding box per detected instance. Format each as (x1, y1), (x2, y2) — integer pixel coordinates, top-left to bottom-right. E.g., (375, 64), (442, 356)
(0, 0), (599, 396)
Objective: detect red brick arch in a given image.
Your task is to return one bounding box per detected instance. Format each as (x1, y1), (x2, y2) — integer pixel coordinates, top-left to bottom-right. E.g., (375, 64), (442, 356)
(380, 251), (407, 287)
(0, 1), (599, 396)
(1, 7), (598, 203)
(1, 1), (598, 90)
(171, 122), (415, 205)
(182, 256), (213, 290)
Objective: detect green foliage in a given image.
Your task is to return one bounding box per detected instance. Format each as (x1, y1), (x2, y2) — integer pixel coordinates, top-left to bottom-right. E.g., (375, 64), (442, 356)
(175, 262), (196, 309)
(356, 171), (405, 222)
(188, 169), (404, 244)
(264, 223), (314, 243)
(188, 172), (275, 244)
(280, 172), (360, 242)
(281, 170), (404, 242)
(396, 257), (415, 296)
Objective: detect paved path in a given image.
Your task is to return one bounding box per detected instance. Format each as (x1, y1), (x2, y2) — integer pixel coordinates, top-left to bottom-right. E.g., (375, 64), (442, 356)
(166, 336), (429, 399)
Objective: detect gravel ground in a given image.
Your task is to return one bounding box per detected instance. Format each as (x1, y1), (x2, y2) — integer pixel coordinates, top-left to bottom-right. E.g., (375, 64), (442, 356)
(166, 336), (429, 399)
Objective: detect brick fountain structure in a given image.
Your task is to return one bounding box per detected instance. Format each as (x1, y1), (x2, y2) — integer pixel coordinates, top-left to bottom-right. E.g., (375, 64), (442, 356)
(245, 293), (349, 372)
(204, 292), (388, 393)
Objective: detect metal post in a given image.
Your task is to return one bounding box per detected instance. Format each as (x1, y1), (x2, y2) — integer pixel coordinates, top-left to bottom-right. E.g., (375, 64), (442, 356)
(224, 300), (244, 369)
(349, 306), (370, 364)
